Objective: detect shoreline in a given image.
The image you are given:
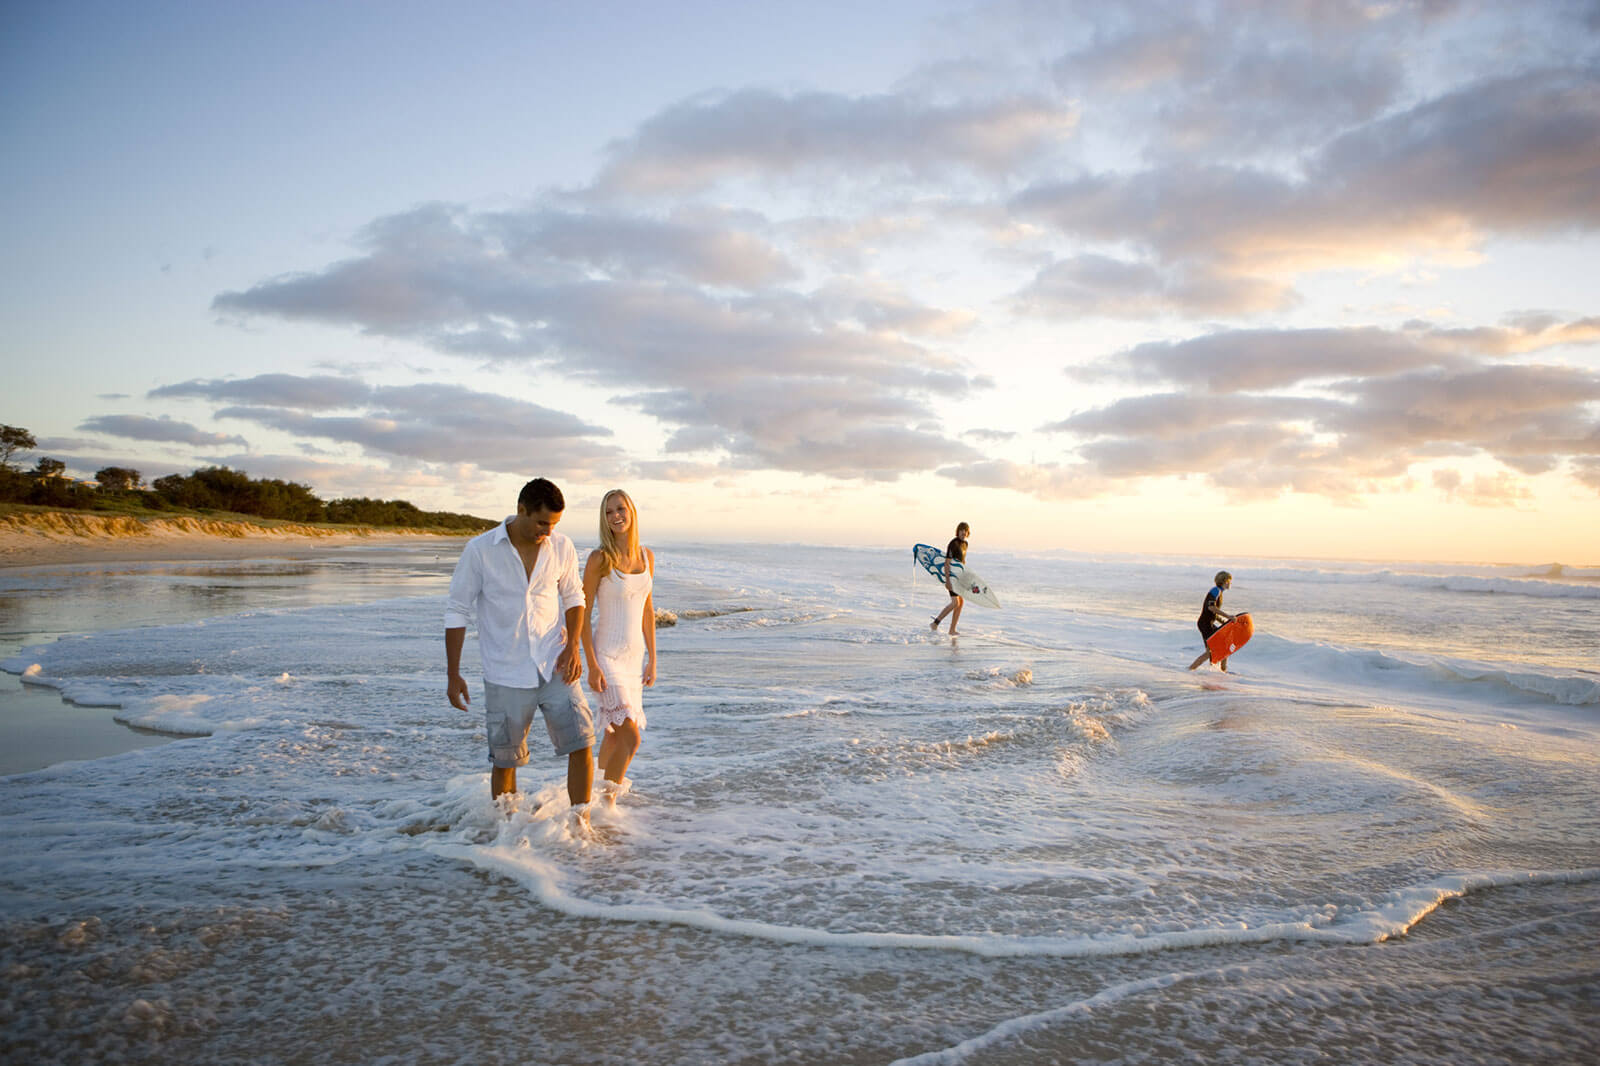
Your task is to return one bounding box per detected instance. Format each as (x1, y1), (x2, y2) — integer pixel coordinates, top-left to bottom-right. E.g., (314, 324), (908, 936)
(1, 518), (474, 774)
(0, 673), (176, 776)
(0, 510), (473, 569)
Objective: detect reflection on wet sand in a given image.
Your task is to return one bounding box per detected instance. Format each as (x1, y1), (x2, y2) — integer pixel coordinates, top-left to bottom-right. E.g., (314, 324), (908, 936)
(0, 674), (174, 774)
(0, 543), (463, 775)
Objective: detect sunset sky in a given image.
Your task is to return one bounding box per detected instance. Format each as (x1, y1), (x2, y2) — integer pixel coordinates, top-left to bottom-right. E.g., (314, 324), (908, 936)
(4, 0), (1597, 563)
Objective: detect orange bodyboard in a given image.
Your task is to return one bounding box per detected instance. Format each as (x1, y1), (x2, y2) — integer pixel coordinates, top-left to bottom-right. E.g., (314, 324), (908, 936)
(1205, 612), (1254, 662)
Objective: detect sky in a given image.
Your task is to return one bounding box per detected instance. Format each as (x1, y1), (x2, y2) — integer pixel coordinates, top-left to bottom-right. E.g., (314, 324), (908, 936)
(3, 0), (1598, 563)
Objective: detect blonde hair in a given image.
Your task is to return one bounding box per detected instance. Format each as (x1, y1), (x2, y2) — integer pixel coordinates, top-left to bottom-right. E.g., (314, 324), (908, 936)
(597, 488), (640, 577)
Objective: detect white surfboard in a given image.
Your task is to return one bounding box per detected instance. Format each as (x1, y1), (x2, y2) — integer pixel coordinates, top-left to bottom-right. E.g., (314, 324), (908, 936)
(912, 543), (1001, 608)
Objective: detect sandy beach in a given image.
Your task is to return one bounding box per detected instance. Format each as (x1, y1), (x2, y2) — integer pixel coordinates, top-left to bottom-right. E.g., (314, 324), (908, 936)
(0, 510), (471, 569)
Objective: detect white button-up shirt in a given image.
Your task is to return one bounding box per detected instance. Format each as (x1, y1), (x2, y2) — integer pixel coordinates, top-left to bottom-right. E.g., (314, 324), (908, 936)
(444, 519), (585, 687)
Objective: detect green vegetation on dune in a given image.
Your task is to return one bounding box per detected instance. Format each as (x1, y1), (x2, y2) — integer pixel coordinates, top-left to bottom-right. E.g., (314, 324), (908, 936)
(0, 423), (495, 533)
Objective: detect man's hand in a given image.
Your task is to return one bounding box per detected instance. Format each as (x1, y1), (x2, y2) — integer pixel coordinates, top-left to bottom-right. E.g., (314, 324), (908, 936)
(447, 673), (471, 712)
(558, 644), (582, 684)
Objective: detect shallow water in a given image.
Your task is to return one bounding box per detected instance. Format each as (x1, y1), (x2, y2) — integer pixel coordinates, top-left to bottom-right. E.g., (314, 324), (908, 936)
(1, 542), (1596, 1064)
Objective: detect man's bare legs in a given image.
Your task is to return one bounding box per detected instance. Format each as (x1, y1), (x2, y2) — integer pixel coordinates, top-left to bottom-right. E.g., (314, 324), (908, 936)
(568, 747), (593, 807)
(931, 595), (963, 634)
(488, 749), (592, 809)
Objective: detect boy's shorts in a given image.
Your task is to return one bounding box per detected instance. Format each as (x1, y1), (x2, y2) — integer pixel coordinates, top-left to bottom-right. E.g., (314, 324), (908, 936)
(483, 676), (595, 767)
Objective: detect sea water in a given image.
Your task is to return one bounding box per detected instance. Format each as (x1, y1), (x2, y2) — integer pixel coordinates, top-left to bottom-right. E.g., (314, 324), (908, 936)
(1, 542), (1596, 1064)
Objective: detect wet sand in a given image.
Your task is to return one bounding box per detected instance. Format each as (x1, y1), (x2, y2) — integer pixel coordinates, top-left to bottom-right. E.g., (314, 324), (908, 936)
(0, 529), (469, 775)
(0, 674), (175, 775)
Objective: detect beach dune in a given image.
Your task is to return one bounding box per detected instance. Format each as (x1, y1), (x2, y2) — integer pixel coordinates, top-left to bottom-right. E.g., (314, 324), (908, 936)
(0, 510), (468, 568)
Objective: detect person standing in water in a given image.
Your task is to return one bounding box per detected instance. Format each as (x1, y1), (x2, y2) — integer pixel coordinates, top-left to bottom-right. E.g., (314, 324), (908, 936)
(930, 521), (971, 636)
(1188, 570), (1236, 672)
(580, 488), (657, 806)
(445, 478), (594, 818)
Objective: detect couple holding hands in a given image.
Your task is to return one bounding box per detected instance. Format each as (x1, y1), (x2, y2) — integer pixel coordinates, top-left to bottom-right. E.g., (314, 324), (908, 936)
(444, 478), (657, 821)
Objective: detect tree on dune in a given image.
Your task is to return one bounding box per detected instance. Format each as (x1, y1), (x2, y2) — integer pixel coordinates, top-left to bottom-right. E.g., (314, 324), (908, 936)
(0, 424), (35, 472)
(94, 467), (143, 492)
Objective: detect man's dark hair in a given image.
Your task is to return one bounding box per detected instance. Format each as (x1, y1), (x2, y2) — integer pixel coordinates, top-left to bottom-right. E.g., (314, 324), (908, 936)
(517, 478), (565, 514)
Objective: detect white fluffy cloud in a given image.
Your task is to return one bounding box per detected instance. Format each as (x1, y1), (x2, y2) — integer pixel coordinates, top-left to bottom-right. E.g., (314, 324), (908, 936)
(77, 415), (247, 448)
(145, 376), (626, 479)
(1012, 66), (1600, 317)
(197, 1), (1599, 505)
(592, 89), (1080, 194)
(211, 204), (986, 482)
(1042, 321), (1600, 498)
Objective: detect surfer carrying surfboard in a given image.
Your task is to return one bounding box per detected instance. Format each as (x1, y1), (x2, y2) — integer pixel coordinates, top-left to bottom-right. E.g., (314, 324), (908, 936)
(930, 522), (971, 636)
(1188, 570), (1237, 672)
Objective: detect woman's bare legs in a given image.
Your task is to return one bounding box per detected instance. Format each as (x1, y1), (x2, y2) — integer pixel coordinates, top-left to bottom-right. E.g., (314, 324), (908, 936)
(597, 718), (642, 802)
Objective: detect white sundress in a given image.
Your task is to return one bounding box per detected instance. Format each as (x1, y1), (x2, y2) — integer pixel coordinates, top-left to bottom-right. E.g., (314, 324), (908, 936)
(592, 565), (652, 732)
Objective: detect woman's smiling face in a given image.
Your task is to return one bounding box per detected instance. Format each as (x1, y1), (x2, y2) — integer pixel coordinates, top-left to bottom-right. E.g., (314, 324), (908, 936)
(604, 493), (633, 536)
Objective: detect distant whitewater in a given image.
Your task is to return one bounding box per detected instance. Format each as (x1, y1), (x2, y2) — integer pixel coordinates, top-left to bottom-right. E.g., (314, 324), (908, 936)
(1, 543), (1595, 1064)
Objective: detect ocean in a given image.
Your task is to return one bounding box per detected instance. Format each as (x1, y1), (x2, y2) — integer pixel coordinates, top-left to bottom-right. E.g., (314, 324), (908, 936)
(1, 540), (1596, 1064)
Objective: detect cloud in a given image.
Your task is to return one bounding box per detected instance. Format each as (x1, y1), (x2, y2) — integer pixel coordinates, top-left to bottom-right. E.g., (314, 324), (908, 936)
(1314, 68), (1600, 236)
(1010, 67), (1600, 315)
(208, 381), (623, 478)
(631, 378), (983, 481)
(1431, 467), (1536, 507)
(1043, 392), (1333, 439)
(1573, 456), (1600, 492)
(150, 373), (375, 410)
(1324, 363), (1600, 472)
(937, 458), (1107, 500)
(1014, 254), (1296, 318)
(211, 204), (986, 482)
(1075, 328), (1454, 392)
(191, 1), (1599, 505)
(788, 213), (930, 270)
(592, 89), (1079, 195)
(78, 415), (247, 448)
(506, 207), (799, 288)
(1049, 3), (1409, 155)
(35, 436), (110, 453)
(628, 459), (733, 484)
(1073, 316), (1600, 393)
(811, 277), (978, 337)
(1042, 323), (1600, 499)
(1079, 423), (1324, 482)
